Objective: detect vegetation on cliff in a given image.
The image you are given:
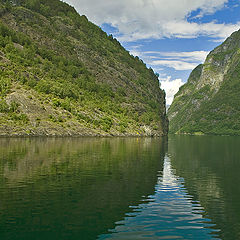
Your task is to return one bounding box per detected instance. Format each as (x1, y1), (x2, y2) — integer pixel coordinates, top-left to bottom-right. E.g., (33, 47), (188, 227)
(0, 0), (168, 136)
(168, 29), (240, 135)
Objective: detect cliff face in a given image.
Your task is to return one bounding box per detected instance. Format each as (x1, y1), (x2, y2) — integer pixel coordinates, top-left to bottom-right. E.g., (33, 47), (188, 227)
(0, 0), (168, 137)
(168, 29), (240, 135)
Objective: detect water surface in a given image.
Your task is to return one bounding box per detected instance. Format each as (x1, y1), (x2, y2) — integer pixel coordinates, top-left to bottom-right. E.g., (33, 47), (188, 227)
(0, 136), (239, 239)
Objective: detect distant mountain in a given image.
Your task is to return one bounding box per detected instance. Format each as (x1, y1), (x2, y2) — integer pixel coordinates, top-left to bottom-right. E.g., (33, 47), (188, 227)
(168, 29), (240, 135)
(0, 0), (168, 136)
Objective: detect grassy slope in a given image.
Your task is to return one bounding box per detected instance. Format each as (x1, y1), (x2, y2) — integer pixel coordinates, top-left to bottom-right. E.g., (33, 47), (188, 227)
(0, 0), (168, 136)
(168, 29), (240, 135)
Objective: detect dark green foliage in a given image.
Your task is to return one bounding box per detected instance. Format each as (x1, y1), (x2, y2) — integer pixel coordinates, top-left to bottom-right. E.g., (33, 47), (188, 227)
(0, 0), (168, 135)
(0, 99), (8, 112)
(0, 76), (10, 96)
(0, 99), (19, 113)
(168, 29), (240, 136)
(10, 112), (29, 123)
(100, 116), (113, 132)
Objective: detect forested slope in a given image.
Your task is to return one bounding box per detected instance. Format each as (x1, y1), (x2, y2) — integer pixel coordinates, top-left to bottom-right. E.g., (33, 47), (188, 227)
(168, 29), (240, 135)
(0, 0), (168, 136)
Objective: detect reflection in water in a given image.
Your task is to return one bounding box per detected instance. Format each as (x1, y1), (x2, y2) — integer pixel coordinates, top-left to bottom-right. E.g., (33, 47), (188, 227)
(0, 137), (165, 240)
(100, 156), (219, 240)
(1, 136), (238, 240)
(168, 135), (240, 240)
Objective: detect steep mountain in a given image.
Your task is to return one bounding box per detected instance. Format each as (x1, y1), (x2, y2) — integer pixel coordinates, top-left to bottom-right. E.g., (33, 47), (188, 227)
(168, 29), (240, 135)
(0, 0), (168, 136)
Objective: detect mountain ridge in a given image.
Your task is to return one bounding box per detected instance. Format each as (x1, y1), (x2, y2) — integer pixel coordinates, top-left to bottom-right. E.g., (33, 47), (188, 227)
(168, 28), (240, 136)
(0, 0), (168, 136)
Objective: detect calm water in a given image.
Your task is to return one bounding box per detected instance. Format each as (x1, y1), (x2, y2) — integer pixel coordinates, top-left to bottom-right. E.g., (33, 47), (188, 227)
(0, 136), (239, 239)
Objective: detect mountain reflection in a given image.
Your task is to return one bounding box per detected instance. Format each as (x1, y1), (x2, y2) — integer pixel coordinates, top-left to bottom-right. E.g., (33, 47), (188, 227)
(99, 156), (219, 240)
(0, 137), (166, 240)
(1, 136), (234, 240)
(169, 135), (240, 240)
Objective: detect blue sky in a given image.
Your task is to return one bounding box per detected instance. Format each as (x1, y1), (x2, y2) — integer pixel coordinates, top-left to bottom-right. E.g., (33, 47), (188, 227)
(65, 0), (240, 105)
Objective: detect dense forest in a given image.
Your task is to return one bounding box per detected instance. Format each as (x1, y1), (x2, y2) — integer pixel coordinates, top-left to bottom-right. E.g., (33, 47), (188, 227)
(0, 0), (168, 136)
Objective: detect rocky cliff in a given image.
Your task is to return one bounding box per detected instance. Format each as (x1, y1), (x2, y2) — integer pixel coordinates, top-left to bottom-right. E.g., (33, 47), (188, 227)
(168, 28), (240, 135)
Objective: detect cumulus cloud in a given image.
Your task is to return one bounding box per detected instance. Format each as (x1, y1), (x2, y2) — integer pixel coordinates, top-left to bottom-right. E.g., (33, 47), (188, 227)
(152, 60), (198, 71)
(65, 0), (240, 41)
(151, 51), (209, 70)
(129, 50), (209, 70)
(160, 76), (185, 105)
(161, 20), (240, 41)
(151, 51), (209, 62)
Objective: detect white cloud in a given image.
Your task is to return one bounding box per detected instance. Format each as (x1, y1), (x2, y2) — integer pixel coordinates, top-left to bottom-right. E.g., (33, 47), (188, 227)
(162, 20), (240, 40)
(63, 0), (239, 104)
(65, 0), (240, 41)
(158, 51), (209, 62)
(150, 51), (209, 70)
(145, 51), (208, 62)
(129, 50), (209, 70)
(152, 60), (198, 71)
(160, 76), (185, 105)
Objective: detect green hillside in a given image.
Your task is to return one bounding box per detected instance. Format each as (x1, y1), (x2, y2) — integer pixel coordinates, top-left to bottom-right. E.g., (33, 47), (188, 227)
(0, 0), (168, 136)
(168, 29), (240, 135)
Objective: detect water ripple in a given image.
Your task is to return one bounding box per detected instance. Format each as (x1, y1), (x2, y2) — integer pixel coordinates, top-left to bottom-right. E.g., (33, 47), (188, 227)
(99, 156), (220, 240)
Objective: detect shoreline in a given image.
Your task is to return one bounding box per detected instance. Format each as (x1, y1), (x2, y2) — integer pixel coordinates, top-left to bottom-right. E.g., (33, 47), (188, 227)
(0, 132), (167, 138)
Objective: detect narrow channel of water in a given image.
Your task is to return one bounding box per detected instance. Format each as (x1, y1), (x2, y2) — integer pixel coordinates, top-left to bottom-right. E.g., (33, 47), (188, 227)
(0, 136), (239, 239)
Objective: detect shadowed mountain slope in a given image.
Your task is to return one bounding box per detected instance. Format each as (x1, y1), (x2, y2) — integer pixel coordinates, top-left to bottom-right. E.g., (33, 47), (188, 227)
(168, 29), (240, 135)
